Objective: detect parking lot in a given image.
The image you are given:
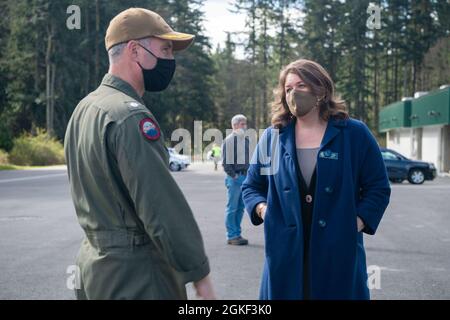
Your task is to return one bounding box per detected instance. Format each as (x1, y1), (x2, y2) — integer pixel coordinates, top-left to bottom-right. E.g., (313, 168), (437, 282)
(0, 163), (449, 299)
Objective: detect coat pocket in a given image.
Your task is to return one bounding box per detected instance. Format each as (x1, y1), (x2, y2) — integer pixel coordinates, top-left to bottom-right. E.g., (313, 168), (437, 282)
(282, 208), (297, 227)
(274, 187), (297, 227)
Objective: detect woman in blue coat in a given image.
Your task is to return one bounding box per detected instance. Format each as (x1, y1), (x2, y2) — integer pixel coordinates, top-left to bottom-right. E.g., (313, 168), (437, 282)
(241, 59), (391, 300)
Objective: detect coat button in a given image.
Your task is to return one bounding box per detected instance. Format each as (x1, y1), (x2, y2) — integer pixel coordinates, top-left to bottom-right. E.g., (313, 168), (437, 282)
(318, 219), (327, 228)
(325, 187), (333, 193)
(305, 195), (313, 203)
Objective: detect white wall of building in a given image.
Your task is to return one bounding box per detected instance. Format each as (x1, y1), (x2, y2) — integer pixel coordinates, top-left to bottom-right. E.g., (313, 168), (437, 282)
(387, 125), (445, 174)
(387, 128), (412, 157)
(421, 125), (442, 171)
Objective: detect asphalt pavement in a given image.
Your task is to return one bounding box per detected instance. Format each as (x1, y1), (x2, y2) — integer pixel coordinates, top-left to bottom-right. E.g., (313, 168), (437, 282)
(0, 163), (449, 299)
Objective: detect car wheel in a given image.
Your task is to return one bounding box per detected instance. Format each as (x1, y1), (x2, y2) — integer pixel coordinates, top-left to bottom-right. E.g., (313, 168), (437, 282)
(408, 169), (425, 184)
(169, 162), (181, 172)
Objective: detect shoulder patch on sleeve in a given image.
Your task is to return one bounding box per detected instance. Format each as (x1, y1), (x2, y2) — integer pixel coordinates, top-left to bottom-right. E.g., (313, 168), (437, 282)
(139, 118), (161, 141)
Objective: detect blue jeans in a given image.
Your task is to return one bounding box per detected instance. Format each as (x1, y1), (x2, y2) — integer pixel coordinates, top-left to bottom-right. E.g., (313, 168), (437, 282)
(225, 174), (246, 240)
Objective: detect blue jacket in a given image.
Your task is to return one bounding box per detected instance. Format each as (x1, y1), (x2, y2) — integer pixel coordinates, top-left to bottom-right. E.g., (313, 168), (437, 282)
(242, 117), (391, 300)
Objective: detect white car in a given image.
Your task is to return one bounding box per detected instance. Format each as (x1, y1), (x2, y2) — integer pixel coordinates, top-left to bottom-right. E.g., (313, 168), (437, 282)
(167, 148), (190, 171)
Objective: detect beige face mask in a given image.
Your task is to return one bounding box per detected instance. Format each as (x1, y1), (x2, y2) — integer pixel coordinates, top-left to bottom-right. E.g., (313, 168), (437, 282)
(286, 90), (319, 118)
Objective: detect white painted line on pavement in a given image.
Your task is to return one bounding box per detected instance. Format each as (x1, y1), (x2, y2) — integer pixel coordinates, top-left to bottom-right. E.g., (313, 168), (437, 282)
(379, 266), (406, 272)
(0, 173), (67, 184)
(391, 185), (450, 189)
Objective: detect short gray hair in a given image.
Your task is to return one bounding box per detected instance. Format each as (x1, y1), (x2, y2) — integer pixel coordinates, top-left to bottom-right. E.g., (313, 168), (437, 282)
(107, 38), (152, 64)
(231, 114), (247, 127)
(108, 43), (127, 64)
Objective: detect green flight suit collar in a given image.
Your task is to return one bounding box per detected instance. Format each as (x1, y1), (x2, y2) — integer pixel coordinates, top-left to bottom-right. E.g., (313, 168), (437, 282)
(101, 73), (145, 104)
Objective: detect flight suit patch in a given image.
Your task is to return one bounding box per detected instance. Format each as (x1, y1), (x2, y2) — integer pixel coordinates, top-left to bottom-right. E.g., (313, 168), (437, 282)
(139, 118), (161, 141)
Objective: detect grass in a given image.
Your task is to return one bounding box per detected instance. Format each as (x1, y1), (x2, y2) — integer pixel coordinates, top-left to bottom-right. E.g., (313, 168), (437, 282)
(7, 129), (65, 166)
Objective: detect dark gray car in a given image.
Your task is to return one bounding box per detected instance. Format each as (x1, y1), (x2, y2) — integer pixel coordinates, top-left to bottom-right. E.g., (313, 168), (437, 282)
(381, 148), (437, 184)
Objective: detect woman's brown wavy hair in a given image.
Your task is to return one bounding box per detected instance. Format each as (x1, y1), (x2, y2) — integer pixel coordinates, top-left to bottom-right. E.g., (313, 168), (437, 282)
(271, 59), (348, 129)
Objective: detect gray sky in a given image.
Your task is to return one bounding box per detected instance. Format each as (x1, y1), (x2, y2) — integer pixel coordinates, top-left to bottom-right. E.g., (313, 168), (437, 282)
(201, 0), (303, 59)
(202, 0), (246, 55)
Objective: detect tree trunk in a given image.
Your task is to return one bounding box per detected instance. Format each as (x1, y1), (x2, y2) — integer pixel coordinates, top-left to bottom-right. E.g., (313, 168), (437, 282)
(85, 2), (91, 95)
(250, 0), (257, 129)
(412, 60), (417, 93)
(374, 52), (379, 136)
(278, 0), (286, 69)
(95, 0), (100, 85)
(50, 62), (56, 134)
(45, 23), (54, 135)
(393, 48), (398, 100)
(262, 6), (269, 126)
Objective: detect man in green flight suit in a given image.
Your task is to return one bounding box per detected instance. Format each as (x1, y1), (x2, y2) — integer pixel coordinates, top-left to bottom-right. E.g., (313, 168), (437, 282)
(64, 8), (215, 300)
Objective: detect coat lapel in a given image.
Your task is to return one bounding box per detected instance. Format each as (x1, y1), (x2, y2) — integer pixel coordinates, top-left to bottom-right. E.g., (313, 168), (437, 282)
(279, 117), (347, 159)
(277, 117), (348, 187)
(279, 119), (297, 162)
(320, 117), (346, 149)
(315, 117), (347, 200)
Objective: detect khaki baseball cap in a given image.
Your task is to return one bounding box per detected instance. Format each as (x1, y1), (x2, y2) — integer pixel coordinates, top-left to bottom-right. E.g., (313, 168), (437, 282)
(105, 8), (195, 52)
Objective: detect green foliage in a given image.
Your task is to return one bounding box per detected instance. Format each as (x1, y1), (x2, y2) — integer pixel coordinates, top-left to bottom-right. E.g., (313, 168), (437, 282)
(0, 0), (217, 146)
(0, 149), (8, 165)
(0, 0), (449, 146)
(231, 0), (450, 135)
(145, 0), (218, 135)
(0, 114), (13, 151)
(8, 129), (65, 166)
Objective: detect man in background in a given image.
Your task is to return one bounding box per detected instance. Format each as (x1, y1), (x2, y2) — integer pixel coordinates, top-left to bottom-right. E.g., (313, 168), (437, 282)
(222, 114), (251, 245)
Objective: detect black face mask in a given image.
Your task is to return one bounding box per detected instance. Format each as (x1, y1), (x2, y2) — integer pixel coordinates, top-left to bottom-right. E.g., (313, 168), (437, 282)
(137, 44), (176, 92)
